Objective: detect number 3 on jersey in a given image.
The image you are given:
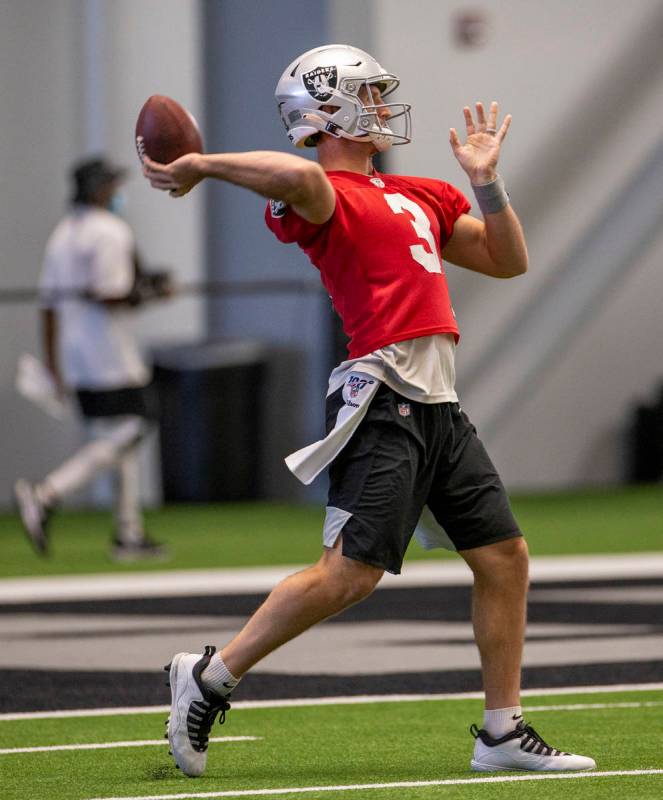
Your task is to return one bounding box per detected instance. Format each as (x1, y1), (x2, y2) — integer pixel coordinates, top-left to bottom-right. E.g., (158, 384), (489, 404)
(384, 192), (443, 274)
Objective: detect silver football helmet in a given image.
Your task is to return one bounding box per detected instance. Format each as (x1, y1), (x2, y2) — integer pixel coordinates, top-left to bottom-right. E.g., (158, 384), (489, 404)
(275, 44), (411, 151)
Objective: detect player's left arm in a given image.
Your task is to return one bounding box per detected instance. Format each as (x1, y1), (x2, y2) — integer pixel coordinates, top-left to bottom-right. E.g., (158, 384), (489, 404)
(443, 101), (528, 279)
(443, 208), (527, 279)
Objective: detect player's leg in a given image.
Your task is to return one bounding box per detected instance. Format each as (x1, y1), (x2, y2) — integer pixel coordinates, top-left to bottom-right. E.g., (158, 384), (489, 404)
(459, 536), (529, 711)
(14, 415), (145, 554)
(221, 383), (429, 677)
(113, 440), (144, 545)
(165, 538), (384, 776)
(111, 425), (167, 561)
(428, 403), (594, 771)
(427, 403), (526, 708)
(41, 416), (144, 503)
(165, 384), (430, 777)
(220, 534), (383, 676)
(463, 538), (593, 771)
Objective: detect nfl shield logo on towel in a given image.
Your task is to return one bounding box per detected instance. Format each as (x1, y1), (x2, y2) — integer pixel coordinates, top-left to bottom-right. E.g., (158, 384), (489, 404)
(398, 403), (411, 417)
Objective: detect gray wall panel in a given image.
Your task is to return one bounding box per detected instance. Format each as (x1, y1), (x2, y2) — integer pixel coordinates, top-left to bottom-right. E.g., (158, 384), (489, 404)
(202, 0), (334, 501)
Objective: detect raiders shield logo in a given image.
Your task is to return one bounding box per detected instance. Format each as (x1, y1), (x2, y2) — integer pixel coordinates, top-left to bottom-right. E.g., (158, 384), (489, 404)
(269, 199), (287, 218)
(302, 65), (338, 102)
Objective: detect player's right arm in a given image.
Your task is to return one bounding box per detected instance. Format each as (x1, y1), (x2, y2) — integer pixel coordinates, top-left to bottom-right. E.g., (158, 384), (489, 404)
(142, 151), (336, 225)
(91, 251), (174, 308)
(40, 308), (65, 397)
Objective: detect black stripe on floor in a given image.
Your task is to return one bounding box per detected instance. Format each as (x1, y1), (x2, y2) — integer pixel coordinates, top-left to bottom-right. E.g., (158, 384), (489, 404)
(1, 580), (661, 625)
(1, 661), (662, 713)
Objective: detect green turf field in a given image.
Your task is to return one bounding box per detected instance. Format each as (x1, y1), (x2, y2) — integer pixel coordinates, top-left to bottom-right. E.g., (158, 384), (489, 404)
(1, 689), (661, 799)
(0, 485), (661, 577)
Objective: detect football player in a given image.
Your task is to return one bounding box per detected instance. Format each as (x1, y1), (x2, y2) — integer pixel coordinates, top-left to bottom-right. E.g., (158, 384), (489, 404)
(143, 44), (595, 777)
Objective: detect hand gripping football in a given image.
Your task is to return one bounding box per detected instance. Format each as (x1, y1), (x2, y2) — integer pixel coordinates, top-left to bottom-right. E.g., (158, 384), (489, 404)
(135, 95), (203, 165)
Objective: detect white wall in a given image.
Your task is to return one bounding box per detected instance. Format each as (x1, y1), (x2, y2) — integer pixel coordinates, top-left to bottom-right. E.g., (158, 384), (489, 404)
(371, 0), (663, 487)
(491, 236), (663, 486)
(0, 0), (204, 507)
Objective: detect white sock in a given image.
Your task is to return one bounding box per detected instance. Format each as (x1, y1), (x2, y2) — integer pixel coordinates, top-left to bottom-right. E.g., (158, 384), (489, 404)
(200, 654), (240, 697)
(483, 705), (523, 738)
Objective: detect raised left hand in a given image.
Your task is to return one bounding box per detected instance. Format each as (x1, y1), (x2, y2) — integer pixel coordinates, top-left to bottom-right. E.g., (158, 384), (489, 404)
(449, 101), (511, 184)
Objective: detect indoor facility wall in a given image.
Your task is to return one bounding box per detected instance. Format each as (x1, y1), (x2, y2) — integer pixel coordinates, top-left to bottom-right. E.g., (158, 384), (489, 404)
(372, 0), (663, 488)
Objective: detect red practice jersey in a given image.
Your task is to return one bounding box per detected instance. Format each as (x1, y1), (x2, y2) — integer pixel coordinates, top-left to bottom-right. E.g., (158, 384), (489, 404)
(265, 170), (471, 359)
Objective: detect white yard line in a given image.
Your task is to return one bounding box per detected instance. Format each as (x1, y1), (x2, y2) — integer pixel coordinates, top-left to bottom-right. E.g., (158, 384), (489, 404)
(84, 770), (663, 800)
(1, 553), (663, 603)
(1, 683), (661, 721)
(523, 701), (663, 712)
(0, 736), (260, 756)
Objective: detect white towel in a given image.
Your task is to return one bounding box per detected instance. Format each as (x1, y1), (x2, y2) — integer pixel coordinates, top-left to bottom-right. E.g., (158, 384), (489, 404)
(15, 353), (68, 420)
(285, 371), (380, 485)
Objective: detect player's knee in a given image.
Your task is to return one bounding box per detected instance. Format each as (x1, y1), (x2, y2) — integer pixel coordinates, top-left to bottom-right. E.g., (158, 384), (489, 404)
(347, 562), (383, 602)
(463, 535), (529, 586)
(317, 536), (383, 607)
(102, 417), (147, 451)
(502, 537), (529, 589)
(330, 559), (383, 607)
(494, 535), (529, 564)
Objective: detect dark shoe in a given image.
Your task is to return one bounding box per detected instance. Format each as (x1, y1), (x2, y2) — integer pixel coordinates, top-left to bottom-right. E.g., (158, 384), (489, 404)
(111, 535), (169, 562)
(14, 479), (51, 556)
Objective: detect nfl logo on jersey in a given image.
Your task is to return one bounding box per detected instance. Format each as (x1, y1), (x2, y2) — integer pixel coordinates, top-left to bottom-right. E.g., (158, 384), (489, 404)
(398, 403), (411, 417)
(270, 199), (286, 218)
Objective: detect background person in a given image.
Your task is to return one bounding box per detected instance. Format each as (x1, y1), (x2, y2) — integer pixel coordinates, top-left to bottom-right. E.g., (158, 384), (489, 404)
(143, 45), (595, 776)
(14, 156), (171, 561)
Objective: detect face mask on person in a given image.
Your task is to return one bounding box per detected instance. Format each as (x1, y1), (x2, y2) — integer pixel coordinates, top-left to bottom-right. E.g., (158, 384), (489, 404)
(108, 190), (128, 216)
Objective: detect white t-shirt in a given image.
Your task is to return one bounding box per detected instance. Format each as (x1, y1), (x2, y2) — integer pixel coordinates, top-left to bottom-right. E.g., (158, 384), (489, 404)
(39, 207), (149, 390)
(328, 333), (458, 403)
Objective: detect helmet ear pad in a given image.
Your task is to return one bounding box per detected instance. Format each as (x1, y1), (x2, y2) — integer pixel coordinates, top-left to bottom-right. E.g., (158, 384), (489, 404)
(300, 100), (363, 147)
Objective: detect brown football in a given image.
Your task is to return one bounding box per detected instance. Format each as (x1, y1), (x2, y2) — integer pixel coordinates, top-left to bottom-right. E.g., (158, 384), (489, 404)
(135, 95), (203, 165)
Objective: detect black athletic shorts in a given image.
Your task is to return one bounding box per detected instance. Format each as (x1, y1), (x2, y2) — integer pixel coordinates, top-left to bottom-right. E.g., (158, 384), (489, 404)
(76, 383), (157, 420)
(326, 383), (522, 574)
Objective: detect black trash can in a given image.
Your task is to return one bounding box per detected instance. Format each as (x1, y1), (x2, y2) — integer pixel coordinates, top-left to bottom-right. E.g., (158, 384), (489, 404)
(626, 401), (663, 483)
(153, 339), (266, 502)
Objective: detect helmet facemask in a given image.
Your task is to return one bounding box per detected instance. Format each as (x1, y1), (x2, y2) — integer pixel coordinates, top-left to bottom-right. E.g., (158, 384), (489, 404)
(316, 76), (411, 151)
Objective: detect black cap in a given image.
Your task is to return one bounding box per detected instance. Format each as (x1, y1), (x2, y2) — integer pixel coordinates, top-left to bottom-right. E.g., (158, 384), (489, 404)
(70, 156), (127, 204)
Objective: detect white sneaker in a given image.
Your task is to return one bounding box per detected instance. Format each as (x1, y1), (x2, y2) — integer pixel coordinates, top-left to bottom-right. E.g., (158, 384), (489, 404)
(14, 479), (51, 555)
(470, 720), (596, 772)
(164, 645), (231, 777)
